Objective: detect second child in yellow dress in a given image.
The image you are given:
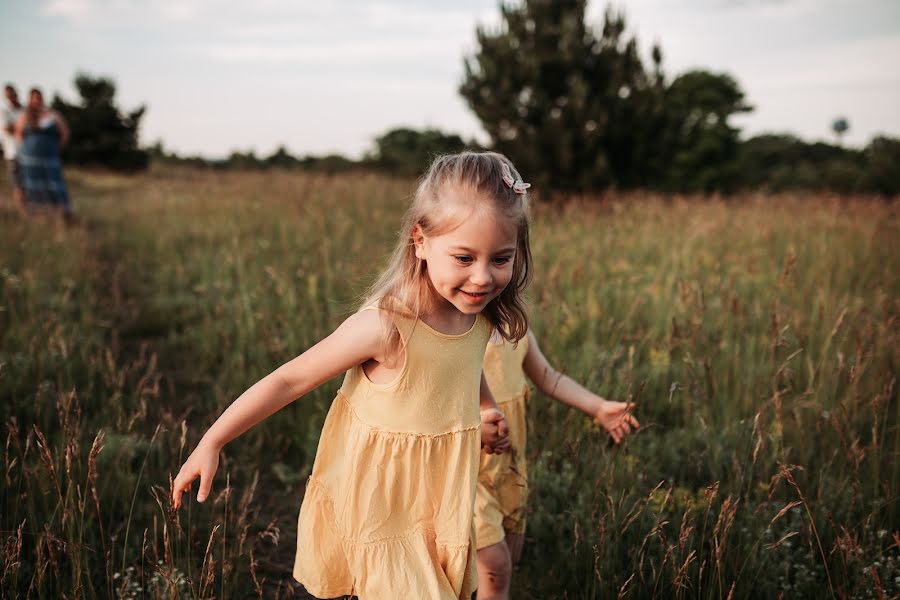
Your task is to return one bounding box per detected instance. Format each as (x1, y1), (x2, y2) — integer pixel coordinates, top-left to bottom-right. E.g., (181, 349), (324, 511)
(475, 330), (640, 599)
(172, 152), (534, 599)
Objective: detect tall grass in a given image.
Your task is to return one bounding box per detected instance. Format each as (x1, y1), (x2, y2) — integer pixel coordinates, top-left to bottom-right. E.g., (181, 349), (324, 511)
(1, 167), (897, 598)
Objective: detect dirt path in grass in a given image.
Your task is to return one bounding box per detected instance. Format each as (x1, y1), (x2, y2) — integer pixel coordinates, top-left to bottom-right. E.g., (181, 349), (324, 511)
(79, 206), (326, 599)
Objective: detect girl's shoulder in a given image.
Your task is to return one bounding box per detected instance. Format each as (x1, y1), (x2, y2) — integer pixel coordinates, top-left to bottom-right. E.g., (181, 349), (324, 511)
(488, 325), (531, 347)
(352, 305), (410, 369)
(361, 297), (418, 331)
(353, 305), (400, 334)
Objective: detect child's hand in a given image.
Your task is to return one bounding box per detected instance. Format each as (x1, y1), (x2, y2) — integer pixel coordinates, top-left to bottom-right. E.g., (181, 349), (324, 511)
(480, 407), (511, 454)
(594, 400), (639, 444)
(172, 439), (222, 509)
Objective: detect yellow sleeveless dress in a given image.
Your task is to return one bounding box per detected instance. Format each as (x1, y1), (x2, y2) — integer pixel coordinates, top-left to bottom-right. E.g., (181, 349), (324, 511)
(474, 334), (530, 549)
(293, 309), (492, 599)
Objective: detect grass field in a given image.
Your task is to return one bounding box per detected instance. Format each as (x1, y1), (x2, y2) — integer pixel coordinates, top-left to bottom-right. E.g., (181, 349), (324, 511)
(1, 166), (898, 599)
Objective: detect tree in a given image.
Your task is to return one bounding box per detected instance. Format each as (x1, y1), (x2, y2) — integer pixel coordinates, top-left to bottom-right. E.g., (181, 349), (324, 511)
(223, 150), (261, 170)
(297, 154), (358, 174)
(735, 133), (867, 192)
(660, 70), (752, 192)
(831, 116), (849, 146)
(736, 134), (814, 191)
(51, 73), (148, 171)
(369, 127), (469, 176)
(460, 2), (752, 194)
(862, 136), (900, 196)
(265, 145), (299, 168)
(461, 2), (663, 191)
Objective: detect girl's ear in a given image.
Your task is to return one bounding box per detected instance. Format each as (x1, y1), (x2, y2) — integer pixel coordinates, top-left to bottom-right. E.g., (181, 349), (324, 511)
(412, 224), (426, 259)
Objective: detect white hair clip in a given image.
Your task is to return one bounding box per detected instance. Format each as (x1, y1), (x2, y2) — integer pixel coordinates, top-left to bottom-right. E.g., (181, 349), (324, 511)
(501, 163), (531, 195)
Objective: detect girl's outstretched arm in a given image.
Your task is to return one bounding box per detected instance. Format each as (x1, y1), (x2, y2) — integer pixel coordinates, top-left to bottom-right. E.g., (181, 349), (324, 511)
(172, 309), (393, 509)
(521, 331), (639, 444)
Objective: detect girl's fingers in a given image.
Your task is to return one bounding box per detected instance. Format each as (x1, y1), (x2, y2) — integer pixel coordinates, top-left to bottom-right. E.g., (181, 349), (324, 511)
(172, 473), (186, 505)
(173, 483), (189, 509)
(197, 469), (212, 503)
(172, 466), (199, 508)
(617, 414), (638, 431)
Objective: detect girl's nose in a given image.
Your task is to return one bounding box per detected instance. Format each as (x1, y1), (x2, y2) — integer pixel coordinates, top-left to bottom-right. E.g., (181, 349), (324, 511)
(469, 263), (492, 286)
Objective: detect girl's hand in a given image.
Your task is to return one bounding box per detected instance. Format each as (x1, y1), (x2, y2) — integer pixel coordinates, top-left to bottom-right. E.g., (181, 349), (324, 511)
(172, 439), (222, 509)
(169, 310), (389, 510)
(480, 407), (511, 454)
(594, 401), (639, 444)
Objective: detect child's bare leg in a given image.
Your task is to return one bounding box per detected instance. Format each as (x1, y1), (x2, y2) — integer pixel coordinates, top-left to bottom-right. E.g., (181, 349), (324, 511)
(505, 532), (524, 565)
(476, 540), (512, 600)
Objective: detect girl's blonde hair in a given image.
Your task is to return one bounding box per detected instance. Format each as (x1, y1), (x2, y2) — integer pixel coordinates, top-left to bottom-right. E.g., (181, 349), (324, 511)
(363, 151), (532, 342)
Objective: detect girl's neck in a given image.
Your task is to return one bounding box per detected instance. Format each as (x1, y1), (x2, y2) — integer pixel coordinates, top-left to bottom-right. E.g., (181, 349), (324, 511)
(418, 303), (476, 336)
(380, 285), (477, 335)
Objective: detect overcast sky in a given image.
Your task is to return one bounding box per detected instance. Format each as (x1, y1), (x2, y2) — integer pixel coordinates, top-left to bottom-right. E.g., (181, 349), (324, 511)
(1, 0), (897, 158)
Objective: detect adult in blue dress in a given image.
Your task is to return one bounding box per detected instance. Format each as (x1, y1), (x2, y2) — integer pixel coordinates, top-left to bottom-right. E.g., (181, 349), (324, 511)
(15, 88), (72, 217)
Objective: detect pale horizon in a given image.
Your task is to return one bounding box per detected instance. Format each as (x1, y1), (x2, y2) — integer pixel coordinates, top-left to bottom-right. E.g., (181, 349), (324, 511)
(1, 0), (898, 160)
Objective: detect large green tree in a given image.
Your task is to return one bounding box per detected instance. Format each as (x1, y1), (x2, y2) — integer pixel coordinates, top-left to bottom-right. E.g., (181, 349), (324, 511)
(460, 2), (753, 194)
(461, 2), (664, 191)
(52, 73), (148, 172)
(660, 70), (752, 192)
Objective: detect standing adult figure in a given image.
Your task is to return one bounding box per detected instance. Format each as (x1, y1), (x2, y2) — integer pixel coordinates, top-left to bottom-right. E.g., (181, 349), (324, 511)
(15, 87), (73, 218)
(2, 84), (25, 214)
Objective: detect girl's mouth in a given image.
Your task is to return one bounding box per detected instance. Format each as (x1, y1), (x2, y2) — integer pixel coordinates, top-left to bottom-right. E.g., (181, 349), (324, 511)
(460, 289), (491, 302)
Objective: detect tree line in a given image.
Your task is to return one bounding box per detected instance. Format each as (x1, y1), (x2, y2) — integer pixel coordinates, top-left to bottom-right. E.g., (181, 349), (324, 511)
(44, 2), (899, 196)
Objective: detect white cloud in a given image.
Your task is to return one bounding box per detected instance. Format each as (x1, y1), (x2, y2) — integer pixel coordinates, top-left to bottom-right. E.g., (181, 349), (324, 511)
(38, 0), (477, 35)
(41, 0), (96, 19)
(41, 0), (207, 24)
(200, 36), (459, 65)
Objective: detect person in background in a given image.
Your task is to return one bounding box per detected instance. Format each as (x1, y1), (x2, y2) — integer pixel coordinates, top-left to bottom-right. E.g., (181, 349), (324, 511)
(2, 84), (25, 214)
(15, 87), (73, 219)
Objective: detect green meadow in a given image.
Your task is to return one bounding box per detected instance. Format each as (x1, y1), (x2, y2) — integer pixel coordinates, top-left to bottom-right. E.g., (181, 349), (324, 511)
(1, 167), (897, 598)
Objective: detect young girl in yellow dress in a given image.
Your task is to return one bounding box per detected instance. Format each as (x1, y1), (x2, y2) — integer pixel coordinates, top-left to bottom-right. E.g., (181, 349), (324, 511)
(172, 152), (534, 599)
(475, 331), (640, 599)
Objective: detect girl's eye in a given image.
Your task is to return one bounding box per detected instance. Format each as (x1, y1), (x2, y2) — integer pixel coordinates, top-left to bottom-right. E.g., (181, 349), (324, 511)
(455, 255), (474, 264)
(492, 257), (512, 265)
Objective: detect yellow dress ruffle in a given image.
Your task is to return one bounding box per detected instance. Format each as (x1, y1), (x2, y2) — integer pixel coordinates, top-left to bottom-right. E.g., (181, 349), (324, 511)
(293, 311), (491, 599)
(475, 335), (530, 550)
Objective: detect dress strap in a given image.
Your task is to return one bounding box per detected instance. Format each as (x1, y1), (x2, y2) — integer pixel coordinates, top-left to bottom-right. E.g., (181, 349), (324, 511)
(360, 304), (418, 346)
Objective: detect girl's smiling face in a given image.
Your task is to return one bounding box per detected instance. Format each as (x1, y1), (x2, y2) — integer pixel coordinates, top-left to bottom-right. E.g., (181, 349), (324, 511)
(414, 202), (518, 318)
